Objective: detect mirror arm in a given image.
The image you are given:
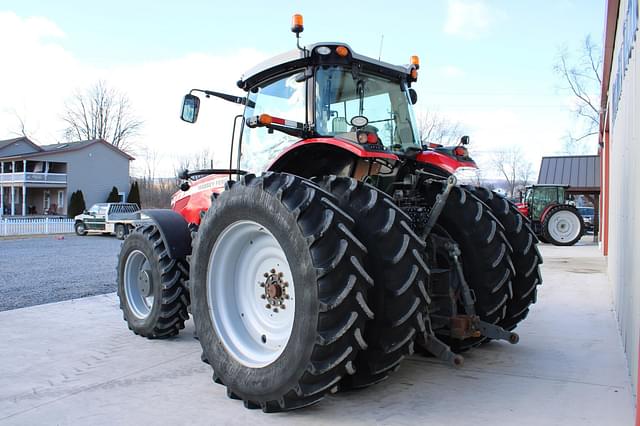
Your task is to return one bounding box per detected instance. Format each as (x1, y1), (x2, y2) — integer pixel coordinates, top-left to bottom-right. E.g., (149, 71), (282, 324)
(190, 89), (247, 105)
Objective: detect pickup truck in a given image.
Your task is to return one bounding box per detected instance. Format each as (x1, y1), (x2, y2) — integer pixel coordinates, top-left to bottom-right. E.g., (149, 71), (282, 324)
(74, 203), (149, 239)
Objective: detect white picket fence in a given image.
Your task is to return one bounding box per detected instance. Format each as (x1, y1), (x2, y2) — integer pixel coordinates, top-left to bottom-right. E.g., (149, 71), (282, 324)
(0, 217), (75, 236)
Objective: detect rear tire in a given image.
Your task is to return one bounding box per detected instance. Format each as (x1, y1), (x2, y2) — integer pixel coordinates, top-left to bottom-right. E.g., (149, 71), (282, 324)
(315, 176), (431, 388)
(115, 223), (127, 240)
(465, 186), (543, 331)
(421, 183), (514, 351)
(190, 173), (372, 411)
(117, 224), (190, 338)
(542, 205), (584, 246)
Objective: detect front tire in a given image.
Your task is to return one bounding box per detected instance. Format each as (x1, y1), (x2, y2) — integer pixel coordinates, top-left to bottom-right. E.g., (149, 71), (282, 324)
(190, 173), (372, 411)
(117, 224), (190, 338)
(74, 221), (87, 236)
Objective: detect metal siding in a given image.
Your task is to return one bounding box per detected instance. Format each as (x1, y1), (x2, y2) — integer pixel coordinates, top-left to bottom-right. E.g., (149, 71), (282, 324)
(562, 157), (572, 184)
(571, 157), (581, 186)
(537, 159), (547, 183)
(538, 155), (601, 190)
(606, 1), (640, 398)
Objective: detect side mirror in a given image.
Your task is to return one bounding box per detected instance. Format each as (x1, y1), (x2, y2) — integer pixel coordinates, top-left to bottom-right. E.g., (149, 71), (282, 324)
(460, 135), (470, 145)
(409, 88), (418, 105)
(83, 210), (88, 214)
(180, 94), (200, 123)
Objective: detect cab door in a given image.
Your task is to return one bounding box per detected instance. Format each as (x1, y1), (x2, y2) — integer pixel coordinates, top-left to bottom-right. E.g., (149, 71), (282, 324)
(85, 204), (107, 231)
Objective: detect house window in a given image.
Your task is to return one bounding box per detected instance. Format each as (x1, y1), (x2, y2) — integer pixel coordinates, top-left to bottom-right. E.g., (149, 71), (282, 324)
(43, 190), (50, 210)
(57, 190), (64, 208)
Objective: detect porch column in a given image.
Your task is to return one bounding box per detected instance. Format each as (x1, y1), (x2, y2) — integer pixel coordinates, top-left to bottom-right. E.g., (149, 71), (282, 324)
(23, 159), (26, 181)
(22, 184), (26, 216)
(11, 185), (15, 216)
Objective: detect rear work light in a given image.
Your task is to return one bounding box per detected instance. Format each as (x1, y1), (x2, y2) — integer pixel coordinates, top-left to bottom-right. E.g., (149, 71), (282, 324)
(335, 46), (349, 57)
(454, 146), (468, 157)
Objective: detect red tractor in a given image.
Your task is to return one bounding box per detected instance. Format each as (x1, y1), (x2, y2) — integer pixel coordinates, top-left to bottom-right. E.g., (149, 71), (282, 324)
(515, 184), (584, 246)
(116, 15), (542, 412)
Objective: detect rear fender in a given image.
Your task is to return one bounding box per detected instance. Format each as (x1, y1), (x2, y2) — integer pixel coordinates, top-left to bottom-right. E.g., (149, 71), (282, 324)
(268, 139), (397, 178)
(539, 203), (560, 223)
(142, 209), (192, 260)
(415, 150), (477, 175)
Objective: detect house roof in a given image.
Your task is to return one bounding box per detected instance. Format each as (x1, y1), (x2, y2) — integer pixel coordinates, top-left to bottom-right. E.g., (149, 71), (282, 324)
(0, 139), (135, 161)
(537, 155), (600, 191)
(0, 137), (43, 154)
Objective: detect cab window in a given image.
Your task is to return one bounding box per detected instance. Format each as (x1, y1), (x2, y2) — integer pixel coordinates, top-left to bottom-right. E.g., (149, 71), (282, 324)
(240, 72), (306, 172)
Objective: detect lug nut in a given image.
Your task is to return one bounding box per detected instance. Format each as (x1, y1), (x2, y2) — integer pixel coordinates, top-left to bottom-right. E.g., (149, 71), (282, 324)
(261, 294), (266, 299)
(281, 305), (286, 309)
(270, 268), (276, 274)
(265, 304), (271, 309)
(284, 294), (290, 299)
(260, 283), (265, 287)
(273, 308), (279, 313)
(278, 272), (283, 277)
(264, 273), (269, 278)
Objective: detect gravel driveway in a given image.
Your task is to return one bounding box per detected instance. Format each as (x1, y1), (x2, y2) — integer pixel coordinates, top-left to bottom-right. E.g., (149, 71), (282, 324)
(0, 234), (122, 311)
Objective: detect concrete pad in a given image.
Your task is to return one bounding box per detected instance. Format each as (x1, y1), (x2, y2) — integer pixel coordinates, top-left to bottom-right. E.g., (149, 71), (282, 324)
(0, 241), (635, 425)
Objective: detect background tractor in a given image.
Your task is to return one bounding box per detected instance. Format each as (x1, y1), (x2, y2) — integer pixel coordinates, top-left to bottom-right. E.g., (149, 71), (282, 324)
(116, 15), (543, 412)
(516, 184), (585, 246)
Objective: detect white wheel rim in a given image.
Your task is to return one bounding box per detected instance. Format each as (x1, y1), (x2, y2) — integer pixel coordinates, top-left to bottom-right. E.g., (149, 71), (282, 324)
(548, 210), (581, 242)
(123, 250), (155, 319)
(207, 220), (296, 368)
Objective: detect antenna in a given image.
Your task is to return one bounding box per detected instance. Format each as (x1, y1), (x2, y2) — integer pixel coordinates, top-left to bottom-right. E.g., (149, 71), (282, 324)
(378, 34), (384, 60)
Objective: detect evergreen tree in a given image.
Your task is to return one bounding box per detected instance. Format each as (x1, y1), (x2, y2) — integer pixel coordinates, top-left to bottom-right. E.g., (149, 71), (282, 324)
(67, 191), (78, 218)
(106, 186), (120, 202)
(67, 190), (87, 217)
(127, 181), (141, 207)
(77, 190), (86, 213)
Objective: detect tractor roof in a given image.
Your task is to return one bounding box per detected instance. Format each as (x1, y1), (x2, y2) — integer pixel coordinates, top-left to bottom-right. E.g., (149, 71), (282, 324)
(237, 42), (416, 91)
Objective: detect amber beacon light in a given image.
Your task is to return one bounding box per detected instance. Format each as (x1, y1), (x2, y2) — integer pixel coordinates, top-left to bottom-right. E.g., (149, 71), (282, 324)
(291, 14), (304, 34)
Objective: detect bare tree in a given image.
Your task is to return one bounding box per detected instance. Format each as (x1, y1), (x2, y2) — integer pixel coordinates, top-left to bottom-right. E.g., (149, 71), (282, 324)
(417, 110), (465, 145)
(554, 35), (602, 154)
(492, 147), (534, 198)
(62, 81), (142, 153)
(134, 147), (177, 209)
(174, 148), (217, 176)
(8, 110), (34, 139)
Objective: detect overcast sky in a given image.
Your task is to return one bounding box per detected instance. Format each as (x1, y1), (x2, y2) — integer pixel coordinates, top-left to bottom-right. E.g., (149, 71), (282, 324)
(0, 1), (605, 177)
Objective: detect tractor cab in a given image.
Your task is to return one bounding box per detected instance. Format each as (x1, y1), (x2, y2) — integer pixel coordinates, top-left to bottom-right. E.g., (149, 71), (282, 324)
(178, 16), (476, 192)
(521, 184), (570, 221)
(233, 41), (424, 177)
